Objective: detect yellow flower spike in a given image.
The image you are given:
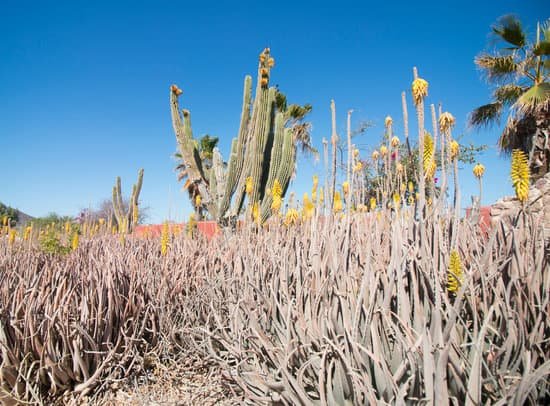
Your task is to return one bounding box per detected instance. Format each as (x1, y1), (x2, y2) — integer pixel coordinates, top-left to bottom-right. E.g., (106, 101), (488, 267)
(245, 176), (253, 195)
(98, 218), (105, 226)
(252, 202), (260, 224)
(342, 181), (350, 196)
(380, 145), (388, 157)
(195, 194), (202, 207)
(8, 229), (16, 246)
(353, 149), (360, 159)
(511, 149), (530, 203)
(393, 193), (401, 209)
(372, 150), (380, 160)
(271, 195), (282, 214)
(2, 215), (8, 227)
(438, 112), (456, 133)
(412, 77), (429, 106)
(400, 183), (406, 194)
(319, 187), (324, 205)
(272, 179), (282, 198)
(333, 192), (343, 213)
(302, 193), (315, 220)
(396, 162), (404, 174)
(423, 132), (436, 179)
(384, 116), (393, 128)
(71, 233), (79, 251)
(312, 175), (319, 189)
(473, 163), (485, 179)
(353, 162), (363, 173)
(64, 221), (71, 234)
(161, 221), (169, 256)
(23, 226), (32, 241)
(284, 208), (300, 226)
(448, 250), (463, 294)
(112, 226), (117, 235)
(390, 136), (400, 148)
(369, 197), (377, 211)
(407, 195), (415, 205)
(450, 140), (459, 160)
(408, 181), (414, 193)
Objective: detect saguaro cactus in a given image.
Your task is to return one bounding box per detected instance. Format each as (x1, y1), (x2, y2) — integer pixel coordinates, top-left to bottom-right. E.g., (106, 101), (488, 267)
(170, 48), (307, 225)
(112, 168), (143, 233)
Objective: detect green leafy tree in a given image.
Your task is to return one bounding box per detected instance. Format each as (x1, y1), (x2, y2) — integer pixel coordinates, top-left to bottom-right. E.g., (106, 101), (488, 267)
(0, 202), (19, 226)
(469, 15), (550, 180)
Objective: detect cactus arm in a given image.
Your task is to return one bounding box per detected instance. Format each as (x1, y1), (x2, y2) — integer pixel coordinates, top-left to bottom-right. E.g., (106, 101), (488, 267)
(259, 111), (285, 221)
(217, 76), (252, 219)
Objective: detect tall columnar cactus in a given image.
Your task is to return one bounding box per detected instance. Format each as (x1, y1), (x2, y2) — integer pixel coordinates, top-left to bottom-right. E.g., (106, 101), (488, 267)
(170, 48), (304, 225)
(112, 168), (143, 233)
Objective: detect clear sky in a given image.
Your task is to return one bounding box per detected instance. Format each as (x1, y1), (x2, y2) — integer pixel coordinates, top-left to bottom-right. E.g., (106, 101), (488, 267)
(1, 1), (546, 223)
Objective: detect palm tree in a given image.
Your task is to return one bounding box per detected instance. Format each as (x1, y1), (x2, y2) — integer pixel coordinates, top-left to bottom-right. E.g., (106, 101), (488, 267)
(469, 15), (550, 180)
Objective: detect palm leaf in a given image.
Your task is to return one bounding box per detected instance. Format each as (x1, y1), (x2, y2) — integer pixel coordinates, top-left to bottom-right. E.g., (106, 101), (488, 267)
(498, 115), (536, 153)
(514, 83), (550, 115)
(493, 84), (526, 106)
(533, 40), (550, 56)
(475, 54), (518, 82)
(468, 102), (502, 128)
(492, 15), (526, 48)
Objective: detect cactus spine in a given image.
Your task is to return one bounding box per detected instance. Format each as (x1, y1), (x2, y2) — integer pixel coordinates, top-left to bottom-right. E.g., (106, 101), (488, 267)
(112, 168), (143, 233)
(170, 48), (306, 225)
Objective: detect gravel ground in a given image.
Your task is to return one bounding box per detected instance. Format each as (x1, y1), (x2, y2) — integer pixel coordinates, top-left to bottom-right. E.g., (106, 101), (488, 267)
(63, 356), (242, 406)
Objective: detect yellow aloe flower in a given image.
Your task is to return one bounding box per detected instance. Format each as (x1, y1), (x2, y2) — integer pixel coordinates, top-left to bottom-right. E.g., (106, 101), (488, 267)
(423, 133), (436, 179)
(284, 208), (300, 226)
(2, 215), (8, 227)
(272, 179), (282, 198)
(393, 193), (401, 209)
(473, 163), (485, 179)
(450, 140), (459, 160)
(195, 194), (202, 207)
(353, 162), (363, 173)
(23, 226), (32, 241)
(302, 193), (315, 219)
(64, 221), (71, 234)
(353, 149), (360, 159)
(252, 202), (260, 224)
(372, 150), (380, 160)
(408, 181), (414, 193)
(448, 250), (463, 294)
(161, 221), (169, 255)
(412, 77), (429, 106)
(271, 195), (282, 214)
(8, 229), (16, 246)
(245, 176), (253, 195)
(98, 218), (105, 226)
(71, 233), (79, 251)
(380, 145), (388, 157)
(511, 149), (530, 203)
(370, 196), (377, 211)
(333, 192), (343, 213)
(342, 181), (350, 196)
(312, 175), (319, 189)
(438, 111), (456, 133)
(400, 183), (406, 193)
(384, 116), (393, 128)
(390, 136), (400, 148)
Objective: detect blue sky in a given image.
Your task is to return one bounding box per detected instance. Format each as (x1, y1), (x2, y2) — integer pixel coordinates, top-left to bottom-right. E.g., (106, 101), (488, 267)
(0, 1), (546, 223)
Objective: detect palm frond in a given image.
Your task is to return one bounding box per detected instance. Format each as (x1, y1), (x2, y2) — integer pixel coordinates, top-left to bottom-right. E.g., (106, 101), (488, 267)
(286, 103), (313, 121)
(514, 83), (550, 115)
(493, 84), (526, 106)
(498, 115), (536, 153)
(468, 102), (503, 128)
(533, 40), (550, 56)
(492, 14), (526, 48)
(475, 54), (518, 82)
